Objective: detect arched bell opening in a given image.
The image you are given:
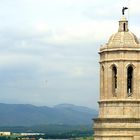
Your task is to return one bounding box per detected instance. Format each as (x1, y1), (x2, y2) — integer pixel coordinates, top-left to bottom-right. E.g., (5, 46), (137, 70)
(127, 65), (133, 96)
(112, 65), (117, 95)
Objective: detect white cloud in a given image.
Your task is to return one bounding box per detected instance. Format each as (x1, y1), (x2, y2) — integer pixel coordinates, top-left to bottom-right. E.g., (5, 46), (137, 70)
(0, 52), (41, 68)
(70, 66), (95, 77)
(41, 20), (117, 45)
(129, 0), (140, 15)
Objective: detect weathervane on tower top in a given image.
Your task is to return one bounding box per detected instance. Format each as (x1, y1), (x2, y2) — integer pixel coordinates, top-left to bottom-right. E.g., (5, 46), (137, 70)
(122, 7), (128, 15)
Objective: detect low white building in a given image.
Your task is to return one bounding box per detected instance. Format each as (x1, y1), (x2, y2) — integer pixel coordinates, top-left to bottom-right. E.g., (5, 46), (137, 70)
(20, 133), (44, 136)
(0, 132), (11, 136)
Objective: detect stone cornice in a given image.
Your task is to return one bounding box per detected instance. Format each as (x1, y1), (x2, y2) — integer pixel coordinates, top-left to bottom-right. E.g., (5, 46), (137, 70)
(98, 99), (140, 103)
(99, 47), (140, 54)
(94, 128), (140, 131)
(99, 59), (140, 63)
(93, 118), (140, 123)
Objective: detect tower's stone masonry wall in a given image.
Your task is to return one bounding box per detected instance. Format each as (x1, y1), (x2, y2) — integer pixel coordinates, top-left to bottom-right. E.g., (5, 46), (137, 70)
(99, 101), (140, 118)
(94, 15), (140, 140)
(99, 50), (140, 100)
(94, 118), (140, 140)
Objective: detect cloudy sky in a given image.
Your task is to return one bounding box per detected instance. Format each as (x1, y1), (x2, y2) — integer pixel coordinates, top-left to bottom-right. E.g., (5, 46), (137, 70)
(0, 0), (139, 109)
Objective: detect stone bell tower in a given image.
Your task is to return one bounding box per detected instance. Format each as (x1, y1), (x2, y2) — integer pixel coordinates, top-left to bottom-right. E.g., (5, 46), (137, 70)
(94, 9), (140, 140)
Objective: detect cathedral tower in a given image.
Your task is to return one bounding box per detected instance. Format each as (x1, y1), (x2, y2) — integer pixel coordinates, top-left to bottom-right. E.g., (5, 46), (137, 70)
(94, 10), (140, 140)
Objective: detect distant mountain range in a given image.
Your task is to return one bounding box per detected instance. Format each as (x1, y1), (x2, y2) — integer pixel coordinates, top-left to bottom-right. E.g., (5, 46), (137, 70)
(0, 103), (98, 126)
